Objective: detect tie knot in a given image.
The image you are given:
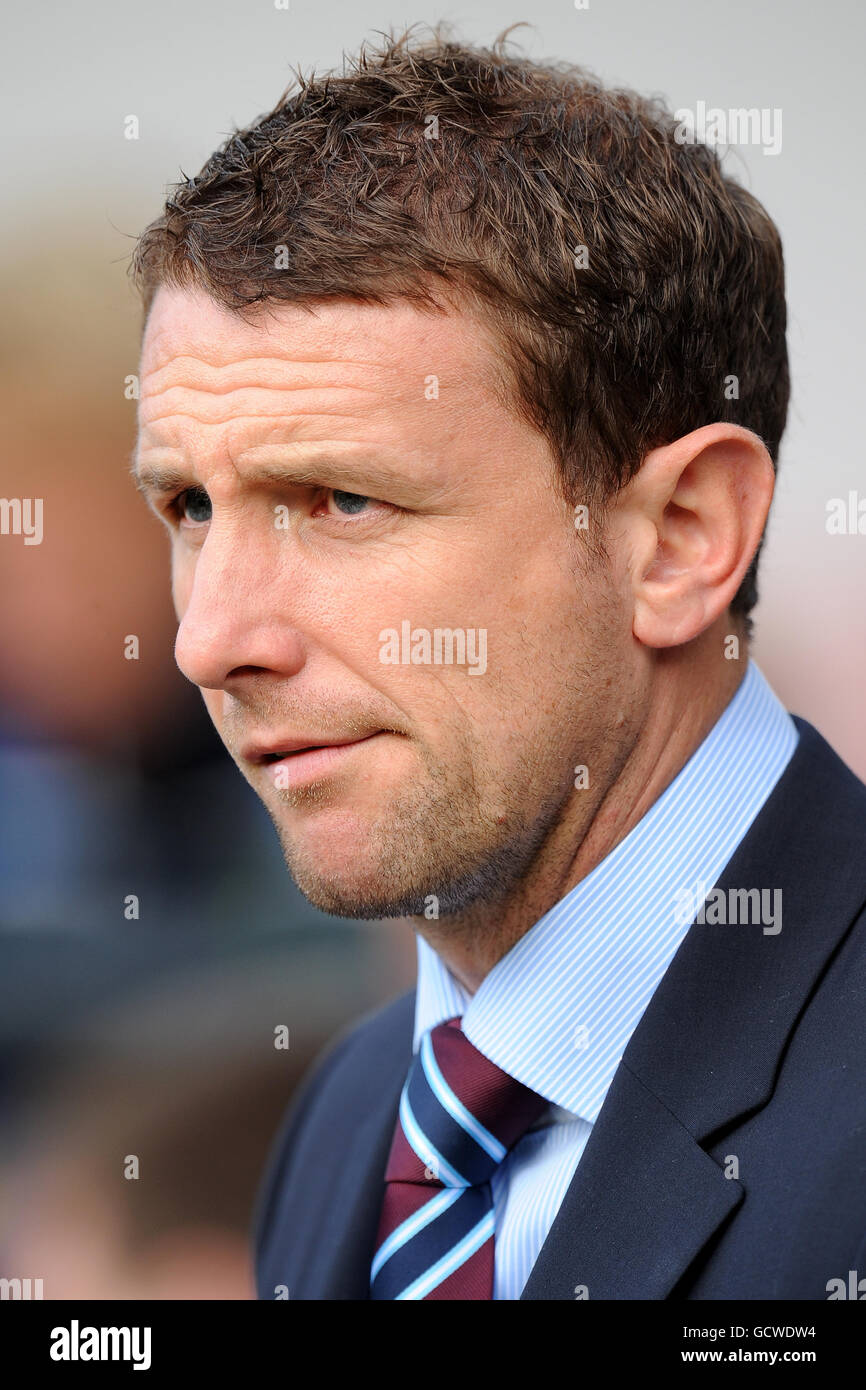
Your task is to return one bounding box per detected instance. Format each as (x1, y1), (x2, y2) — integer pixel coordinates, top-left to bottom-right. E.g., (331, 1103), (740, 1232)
(386, 1016), (550, 1188)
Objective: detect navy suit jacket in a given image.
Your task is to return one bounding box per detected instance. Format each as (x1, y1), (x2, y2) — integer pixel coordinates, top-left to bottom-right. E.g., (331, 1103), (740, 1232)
(254, 717), (866, 1299)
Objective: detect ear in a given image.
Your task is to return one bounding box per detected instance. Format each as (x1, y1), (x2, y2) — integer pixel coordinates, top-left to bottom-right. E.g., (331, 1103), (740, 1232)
(611, 423), (775, 649)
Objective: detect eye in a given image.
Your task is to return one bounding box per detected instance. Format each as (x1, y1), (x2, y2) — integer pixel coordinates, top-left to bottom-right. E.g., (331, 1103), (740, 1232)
(176, 487), (212, 524)
(312, 488), (392, 525)
(329, 489), (371, 516)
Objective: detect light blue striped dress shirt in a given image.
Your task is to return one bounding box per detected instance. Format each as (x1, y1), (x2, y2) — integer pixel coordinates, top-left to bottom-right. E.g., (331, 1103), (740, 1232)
(412, 659), (799, 1300)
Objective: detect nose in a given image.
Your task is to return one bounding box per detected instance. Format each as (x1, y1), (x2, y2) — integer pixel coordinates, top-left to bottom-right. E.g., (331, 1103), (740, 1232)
(173, 528), (305, 691)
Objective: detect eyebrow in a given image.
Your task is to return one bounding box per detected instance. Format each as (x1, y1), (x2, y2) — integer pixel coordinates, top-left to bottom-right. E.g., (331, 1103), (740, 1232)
(129, 457), (188, 496)
(129, 450), (432, 503)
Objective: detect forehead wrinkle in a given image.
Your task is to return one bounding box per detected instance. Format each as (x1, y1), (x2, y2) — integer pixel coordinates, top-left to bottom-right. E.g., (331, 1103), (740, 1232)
(138, 384), (384, 426)
(137, 375), (406, 437)
(139, 347), (406, 390)
(137, 372), (448, 441)
(140, 363), (389, 400)
(139, 407), (379, 428)
(135, 396), (397, 462)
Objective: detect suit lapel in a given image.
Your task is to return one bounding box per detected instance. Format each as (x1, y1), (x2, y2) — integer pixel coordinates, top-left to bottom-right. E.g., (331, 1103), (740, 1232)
(522, 719), (866, 1299)
(521, 1062), (743, 1298)
(303, 1027), (409, 1299)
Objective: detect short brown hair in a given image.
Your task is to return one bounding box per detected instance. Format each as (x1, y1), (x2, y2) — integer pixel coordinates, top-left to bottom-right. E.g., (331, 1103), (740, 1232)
(132, 23), (789, 624)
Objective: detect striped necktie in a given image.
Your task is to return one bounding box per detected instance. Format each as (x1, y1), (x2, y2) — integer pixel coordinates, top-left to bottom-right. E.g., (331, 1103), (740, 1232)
(370, 1015), (550, 1299)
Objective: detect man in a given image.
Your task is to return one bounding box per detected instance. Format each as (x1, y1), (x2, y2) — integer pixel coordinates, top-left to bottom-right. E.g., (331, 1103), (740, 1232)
(130, 29), (866, 1299)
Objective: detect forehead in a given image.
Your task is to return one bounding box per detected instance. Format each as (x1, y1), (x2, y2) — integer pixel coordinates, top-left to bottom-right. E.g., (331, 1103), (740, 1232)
(134, 284), (526, 491)
(139, 283), (504, 391)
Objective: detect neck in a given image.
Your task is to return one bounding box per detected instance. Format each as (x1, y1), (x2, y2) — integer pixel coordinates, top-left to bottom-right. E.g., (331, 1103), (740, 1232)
(416, 634), (748, 993)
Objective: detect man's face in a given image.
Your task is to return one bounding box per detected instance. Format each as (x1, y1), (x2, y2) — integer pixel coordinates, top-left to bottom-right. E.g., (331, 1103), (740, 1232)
(136, 286), (640, 919)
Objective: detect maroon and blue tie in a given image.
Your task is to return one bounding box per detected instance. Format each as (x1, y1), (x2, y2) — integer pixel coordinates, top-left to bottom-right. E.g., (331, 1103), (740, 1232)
(370, 1016), (550, 1299)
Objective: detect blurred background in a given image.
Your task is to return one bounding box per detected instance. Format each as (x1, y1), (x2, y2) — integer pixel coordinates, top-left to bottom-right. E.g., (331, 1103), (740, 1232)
(1, 0), (863, 1299)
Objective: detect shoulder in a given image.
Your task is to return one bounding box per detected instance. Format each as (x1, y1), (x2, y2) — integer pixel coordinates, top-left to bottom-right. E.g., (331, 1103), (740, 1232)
(789, 715), (866, 823)
(768, 716), (866, 886)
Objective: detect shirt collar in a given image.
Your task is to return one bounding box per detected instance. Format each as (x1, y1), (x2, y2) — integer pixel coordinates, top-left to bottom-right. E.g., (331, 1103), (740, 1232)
(413, 659), (799, 1122)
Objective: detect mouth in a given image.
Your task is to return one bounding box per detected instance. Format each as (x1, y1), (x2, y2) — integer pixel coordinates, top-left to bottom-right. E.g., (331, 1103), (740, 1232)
(249, 733), (381, 763)
(244, 732), (386, 788)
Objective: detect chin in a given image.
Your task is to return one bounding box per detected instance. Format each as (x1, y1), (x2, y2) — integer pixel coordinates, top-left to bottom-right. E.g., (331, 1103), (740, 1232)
(287, 862), (428, 920)
(278, 812), (458, 919)
(273, 815), (397, 914)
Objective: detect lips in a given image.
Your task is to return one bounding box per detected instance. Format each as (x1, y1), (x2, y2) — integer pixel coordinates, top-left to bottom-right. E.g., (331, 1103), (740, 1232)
(241, 733), (381, 766)
(245, 732), (386, 791)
